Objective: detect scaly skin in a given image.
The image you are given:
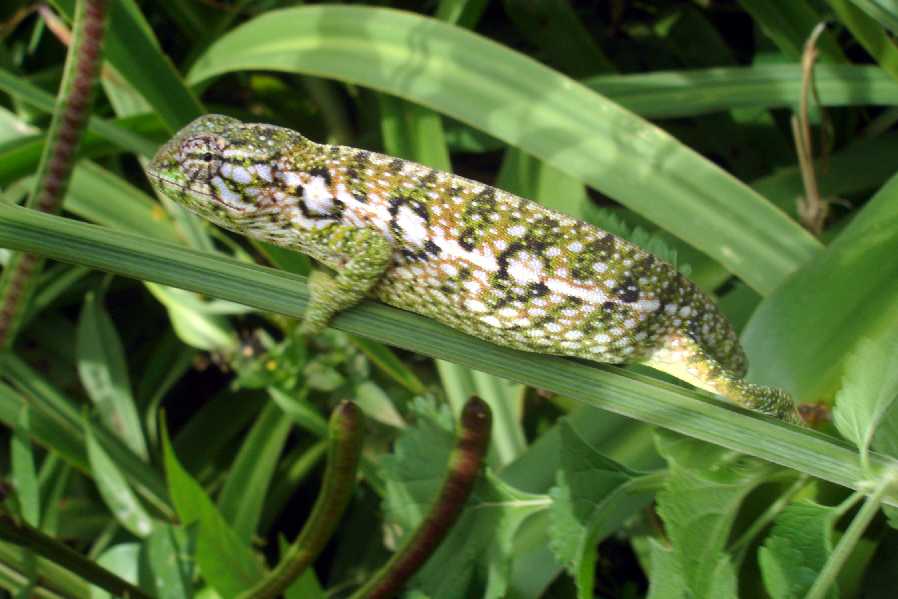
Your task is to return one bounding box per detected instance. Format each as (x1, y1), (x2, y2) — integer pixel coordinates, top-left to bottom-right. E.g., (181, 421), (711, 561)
(146, 115), (800, 424)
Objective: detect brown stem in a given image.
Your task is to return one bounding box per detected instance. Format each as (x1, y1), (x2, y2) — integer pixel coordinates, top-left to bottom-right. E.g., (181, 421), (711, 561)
(239, 401), (365, 599)
(351, 396), (492, 599)
(0, 0), (108, 349)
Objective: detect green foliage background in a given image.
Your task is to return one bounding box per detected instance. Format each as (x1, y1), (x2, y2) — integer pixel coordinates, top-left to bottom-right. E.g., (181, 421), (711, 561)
(0, 1), (897, 598)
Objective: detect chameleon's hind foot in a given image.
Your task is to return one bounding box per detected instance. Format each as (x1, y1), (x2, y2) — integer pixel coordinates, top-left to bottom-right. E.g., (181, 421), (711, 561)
(645, 332), (801, 425)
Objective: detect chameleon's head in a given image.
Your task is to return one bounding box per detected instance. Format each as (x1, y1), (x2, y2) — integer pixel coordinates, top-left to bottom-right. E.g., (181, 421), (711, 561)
(146, 114), (312, 232)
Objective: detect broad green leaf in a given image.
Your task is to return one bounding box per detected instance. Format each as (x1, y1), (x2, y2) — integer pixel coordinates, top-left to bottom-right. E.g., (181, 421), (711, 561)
(743, 172), (898, 405)
(758, 502), (839, 599)
(145, 283), (240, 353)
(217, 401), (293, 543)
(833, 337), (898, 461)
(435, 0), (490, 28)
(85, 423), (154, 538)
(161, 423), (264, 595)
(354, 380), (406, 428)
(584, 65), (898, 118)
(11, 408), (39, 526)
(187, 5), (820, 294)
(2, 205), (896, 506)
(268, 387), (328, 437)
(752, 133), (898, 215)
(173, 390), (266, 476)
(77, 291), (149, 460)
(66, 163), (179, 242)
(503, 0), (613, 76)
(285, 568), (326, 599)
(655, 432), (776, 598)
(142, 524), (194, 599)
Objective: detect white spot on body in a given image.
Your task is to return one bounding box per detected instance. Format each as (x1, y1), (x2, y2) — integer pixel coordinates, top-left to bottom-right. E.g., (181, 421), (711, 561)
(546, 278), (608, 305)
(481, 315), (502, 327)
(304, 176), (335, 215)
(507, 253), (543, 284)
(465, 299), (489, 313)
(254, 164), (273, 182)
(277, 171), (303, 189)
(395, 205), (429, 247)
(508, 225), (526, 237)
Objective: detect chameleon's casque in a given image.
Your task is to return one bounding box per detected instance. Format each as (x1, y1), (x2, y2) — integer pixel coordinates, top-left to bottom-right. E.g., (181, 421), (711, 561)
(147, 115), (799, 423)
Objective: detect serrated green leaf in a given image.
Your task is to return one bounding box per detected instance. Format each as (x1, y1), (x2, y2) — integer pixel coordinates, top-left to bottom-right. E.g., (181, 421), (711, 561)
(85, 423), (155, 538)
(547, 422), (633, 569)
(646, 539), (687, 599)
(758, 502), (839, 599)
(77, 291), (148, 460)
(380, 398), (545, 599)
(833, 337), (898, 462)
(655, 432), (776, 598)
(161, 422), (264, 595)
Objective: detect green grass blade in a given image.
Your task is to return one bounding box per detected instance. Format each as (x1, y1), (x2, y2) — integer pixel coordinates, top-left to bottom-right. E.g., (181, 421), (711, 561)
(848, 0), (898, 35)
(738, 0), (846, 60)
(187, 5), (820, 294)
(584, 65), (898, 118)
(216, 402), (293, 544)
(743, 173), (898, 405)
(0, 205), (892, 506)
(51, 0), (203, 131)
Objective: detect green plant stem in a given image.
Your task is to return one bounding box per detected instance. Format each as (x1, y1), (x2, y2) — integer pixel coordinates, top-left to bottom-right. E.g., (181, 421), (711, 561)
(0, 0), (108, 349)
(804, 473), (896, 599)
(238, 401), (365, 599)
(350, 396), (492, 599)
(0, 511), (151, 599)
(0, 206), (896, 506)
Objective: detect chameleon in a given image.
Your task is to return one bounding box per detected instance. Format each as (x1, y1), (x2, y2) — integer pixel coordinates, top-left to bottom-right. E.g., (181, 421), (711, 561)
(146, 114), (800, 424)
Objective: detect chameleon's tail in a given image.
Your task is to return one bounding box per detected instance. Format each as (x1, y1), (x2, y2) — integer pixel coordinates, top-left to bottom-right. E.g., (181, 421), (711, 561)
(645, 332), (802, 425)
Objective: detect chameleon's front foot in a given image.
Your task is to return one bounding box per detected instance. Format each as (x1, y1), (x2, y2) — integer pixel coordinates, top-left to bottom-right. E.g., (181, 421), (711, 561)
(298, 270), (338, 335)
